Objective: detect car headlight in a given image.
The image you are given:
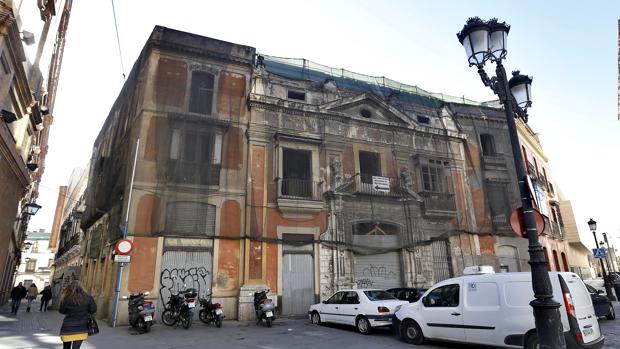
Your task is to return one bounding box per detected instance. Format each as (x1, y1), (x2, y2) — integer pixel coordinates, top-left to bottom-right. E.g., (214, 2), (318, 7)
(395, 305), (402, 313)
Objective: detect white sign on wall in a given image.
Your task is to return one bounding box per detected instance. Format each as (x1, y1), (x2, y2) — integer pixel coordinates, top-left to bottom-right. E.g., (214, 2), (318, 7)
(372, 176), (390, 193)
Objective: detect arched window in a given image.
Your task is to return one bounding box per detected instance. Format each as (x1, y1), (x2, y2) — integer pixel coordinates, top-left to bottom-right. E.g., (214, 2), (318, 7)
(543, 247), (551, 271)
(561, 252), (569, 272)
(480, 134), (496, 156)
(552, 250), (561, 272)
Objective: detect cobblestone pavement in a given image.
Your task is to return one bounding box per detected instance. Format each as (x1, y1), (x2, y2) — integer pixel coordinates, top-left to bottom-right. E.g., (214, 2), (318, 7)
(2, 300), (620, 349)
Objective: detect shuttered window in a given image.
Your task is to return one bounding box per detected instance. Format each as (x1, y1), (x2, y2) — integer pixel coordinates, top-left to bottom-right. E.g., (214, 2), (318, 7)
(165, 202), (216, 236)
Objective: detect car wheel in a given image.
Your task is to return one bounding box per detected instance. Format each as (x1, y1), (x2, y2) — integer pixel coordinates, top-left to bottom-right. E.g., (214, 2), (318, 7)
(356, 316), (371, 335)
(607, 303), (616, 320)
(311, 311), (321, 325)
(401, 319), (424, 345)
(525, 333), (539, 349)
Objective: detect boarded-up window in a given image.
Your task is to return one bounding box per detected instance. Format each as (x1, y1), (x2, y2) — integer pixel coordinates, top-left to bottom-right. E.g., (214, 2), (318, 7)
(165, 202), (216, 236)
(189, 71), (215, 114)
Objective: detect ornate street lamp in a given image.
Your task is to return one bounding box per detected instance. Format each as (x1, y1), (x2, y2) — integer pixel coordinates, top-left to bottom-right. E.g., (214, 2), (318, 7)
(24, 202), (42, 216)
(589, 218), (615, 299)
(458, 17), (564, 348)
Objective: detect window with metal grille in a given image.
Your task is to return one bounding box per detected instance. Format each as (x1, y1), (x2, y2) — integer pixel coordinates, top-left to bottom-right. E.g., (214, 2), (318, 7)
(189, 71), (215, 114)
(165, 202), (216, 236)
(281, 148), (312, 198)
(480, 134), (496, 156)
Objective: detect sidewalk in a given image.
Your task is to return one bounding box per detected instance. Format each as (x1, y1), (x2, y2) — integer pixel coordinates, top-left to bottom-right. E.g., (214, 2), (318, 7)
(0, 299), (66, 348)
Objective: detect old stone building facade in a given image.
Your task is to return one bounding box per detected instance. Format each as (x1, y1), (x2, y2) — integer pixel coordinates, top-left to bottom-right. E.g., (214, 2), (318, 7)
(0, 0), (72, 305)
(79, 26), (587, 324)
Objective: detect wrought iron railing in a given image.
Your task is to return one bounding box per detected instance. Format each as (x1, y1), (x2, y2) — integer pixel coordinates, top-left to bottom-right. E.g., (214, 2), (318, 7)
(56, 234), (81, 259)
(276, 178), (323, 201)
(352, 174), (402, 197)
(419, 191), (456, 212)
(527, 162), (536, 176)
(550, 221), (563, 239)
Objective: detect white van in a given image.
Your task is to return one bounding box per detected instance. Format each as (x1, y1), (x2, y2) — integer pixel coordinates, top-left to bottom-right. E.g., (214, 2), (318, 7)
(394, 268), (604, 349)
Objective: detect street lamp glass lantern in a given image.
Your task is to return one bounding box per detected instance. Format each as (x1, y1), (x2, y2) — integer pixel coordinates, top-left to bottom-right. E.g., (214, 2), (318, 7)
(508, 71), (533, 109)
(457, 17), (489, 67)
(488, 19), (510, 62)
(24, 203), (41, 216)
(588, 218), (597, 231)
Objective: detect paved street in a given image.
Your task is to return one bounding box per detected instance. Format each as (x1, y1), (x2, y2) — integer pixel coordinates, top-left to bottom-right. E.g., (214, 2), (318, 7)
(2, 300), (620, 349)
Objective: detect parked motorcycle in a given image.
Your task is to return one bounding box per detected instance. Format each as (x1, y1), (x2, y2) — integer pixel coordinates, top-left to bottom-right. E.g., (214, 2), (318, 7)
(198, 291), (224, 327)
(122, 291), (155, 333)
(161, 288), (198, 329)
(252, 289), (275, 327)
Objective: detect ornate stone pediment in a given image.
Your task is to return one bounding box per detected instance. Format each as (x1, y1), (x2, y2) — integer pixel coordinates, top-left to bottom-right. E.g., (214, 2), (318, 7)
(319, 92), (411, 126)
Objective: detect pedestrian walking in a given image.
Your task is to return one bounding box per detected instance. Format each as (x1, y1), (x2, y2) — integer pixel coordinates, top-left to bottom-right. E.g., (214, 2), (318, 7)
(40, 285), (52, 311)
(58, 281), (97, 349)
(10, 282), (27, 314)
(26, 283), (38, 312)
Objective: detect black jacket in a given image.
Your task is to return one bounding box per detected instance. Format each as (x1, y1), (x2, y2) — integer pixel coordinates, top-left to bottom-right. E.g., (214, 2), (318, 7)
(40, 288), (52, 301)
(10, 286), (26, 300)
(58, 294), (97, 335)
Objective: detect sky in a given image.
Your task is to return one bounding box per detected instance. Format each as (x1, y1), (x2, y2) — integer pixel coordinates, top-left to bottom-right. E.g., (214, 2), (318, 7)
(23, 0), (620, 248)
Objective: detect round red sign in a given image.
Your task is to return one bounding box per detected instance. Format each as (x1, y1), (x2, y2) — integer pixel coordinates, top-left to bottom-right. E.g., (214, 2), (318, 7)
(510, 207), (546, 238)
(115, 239), (134, 255)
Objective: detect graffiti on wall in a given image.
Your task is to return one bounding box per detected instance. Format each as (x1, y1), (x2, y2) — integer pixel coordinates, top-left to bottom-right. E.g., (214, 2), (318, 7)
(159, 267), (210, 304)
(362, 264), (397, 280)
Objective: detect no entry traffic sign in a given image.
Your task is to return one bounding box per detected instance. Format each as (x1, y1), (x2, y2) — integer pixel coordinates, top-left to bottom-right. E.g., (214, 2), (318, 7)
(114, 239), (134, 255)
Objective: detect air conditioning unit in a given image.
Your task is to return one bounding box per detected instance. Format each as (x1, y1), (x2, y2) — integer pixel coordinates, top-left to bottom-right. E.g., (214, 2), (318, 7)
(463, 265), (496, 275)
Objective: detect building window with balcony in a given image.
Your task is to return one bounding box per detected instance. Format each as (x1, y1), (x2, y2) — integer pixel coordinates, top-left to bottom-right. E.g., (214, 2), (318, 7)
(189, 71), (215, 115)
(359, 151), (381, 184)
(420, 159), (448, 193)
(25, 259), (36, 272)
(280, 148), (313, 199)
(417, 158), (456, 214)
(167, 122), (223, 185)
(31, 242), (39, 253)
(480, 134), (496, 156)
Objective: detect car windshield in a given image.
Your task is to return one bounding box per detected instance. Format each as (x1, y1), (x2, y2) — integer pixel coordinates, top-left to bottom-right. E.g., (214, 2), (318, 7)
(363, 290), (397, 301)
(585, 284), (597, 294)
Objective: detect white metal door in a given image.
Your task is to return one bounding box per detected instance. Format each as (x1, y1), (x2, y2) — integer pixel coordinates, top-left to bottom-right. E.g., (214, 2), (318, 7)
(354, 252), (402, 289)
(282, 253), (314, 317)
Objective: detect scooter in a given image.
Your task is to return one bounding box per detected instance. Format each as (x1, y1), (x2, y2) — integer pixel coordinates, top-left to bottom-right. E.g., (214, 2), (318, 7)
(161, 288), (197, 329)
(252, 289), (275, 327)
(122, 291), (155, 333)
(198, 291), (224, 328)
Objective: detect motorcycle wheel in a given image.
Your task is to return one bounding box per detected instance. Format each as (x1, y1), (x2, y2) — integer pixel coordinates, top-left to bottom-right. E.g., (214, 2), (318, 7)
(182, 311), (193, 329)
(215, 315), (222, 328)
(138, 317), (152, 333)
(266, 316), (272, 328)
(199, 309), (209, 324)
(161, 310), (177, 326)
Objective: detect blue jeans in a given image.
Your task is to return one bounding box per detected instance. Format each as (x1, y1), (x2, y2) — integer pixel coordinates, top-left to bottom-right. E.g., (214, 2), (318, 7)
(10, 299), (21, 313)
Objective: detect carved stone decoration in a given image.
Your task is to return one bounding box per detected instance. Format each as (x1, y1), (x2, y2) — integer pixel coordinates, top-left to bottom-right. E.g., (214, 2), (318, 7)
(400, 166), (413, 190)
(330, 156), (342, 187)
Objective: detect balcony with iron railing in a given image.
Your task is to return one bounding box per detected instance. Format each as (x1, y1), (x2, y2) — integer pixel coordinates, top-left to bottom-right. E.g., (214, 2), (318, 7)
(352, 174), (402, 197)
(55, 234), (81, 260)
(275, 178), (324, 214)
(419, 191), (457, 218)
